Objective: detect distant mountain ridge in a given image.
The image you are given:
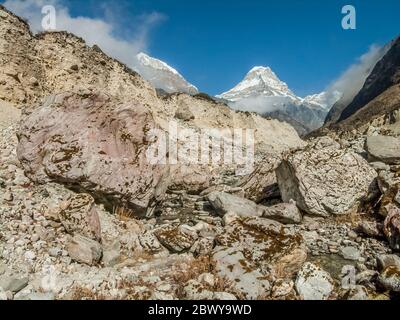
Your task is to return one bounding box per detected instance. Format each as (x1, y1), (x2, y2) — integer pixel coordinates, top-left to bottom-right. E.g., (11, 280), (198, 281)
(132, 55), (342, 134)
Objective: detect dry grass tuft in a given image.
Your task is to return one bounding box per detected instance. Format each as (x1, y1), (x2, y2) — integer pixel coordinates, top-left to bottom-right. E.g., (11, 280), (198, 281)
(68, 286), (109, 300)
(334, 207), (362, 227)
(172, 255), (213, 284)
(118, 278), (153, 300)
(170, 255), (244, 300)
(113, 205), (135, 221)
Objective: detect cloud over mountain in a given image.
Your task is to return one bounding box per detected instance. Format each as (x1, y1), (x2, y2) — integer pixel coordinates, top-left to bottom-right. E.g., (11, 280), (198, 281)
(326, 44), (390, 107)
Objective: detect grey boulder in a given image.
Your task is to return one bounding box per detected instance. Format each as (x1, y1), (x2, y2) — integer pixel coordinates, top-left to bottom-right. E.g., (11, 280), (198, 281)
(367, 135), (400, 165)
(207, 192), (263, 217)
(295, 262), (335, 300)
(154, 225), (198, 253)
(383, 207), (400, 250)
(67, 234), (102, 265)
(377, 254), (400, 271)
(262, 201), (302, 224)
(0, 275), (28, 293)
(212, 247), (270, 300)
(58, 193), (101, 241)
(276, 137), (377, 217)
(339, 246), (362, 261)
(217, 215), (307, 279)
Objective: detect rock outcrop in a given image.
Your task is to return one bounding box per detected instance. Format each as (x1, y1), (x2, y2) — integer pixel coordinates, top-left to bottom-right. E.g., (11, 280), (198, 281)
(216, 215), (307, 280)
(0, 6), (158, 108)
(295, 262), (335, 300)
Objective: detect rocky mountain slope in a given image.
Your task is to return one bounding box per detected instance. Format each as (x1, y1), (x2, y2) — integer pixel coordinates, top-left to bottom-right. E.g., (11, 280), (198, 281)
(0, 10), (157, 108)
(1, 5), (400, 301)
(217, 66), (341, 135)
(324, 40), (395, 126)
(338, 37), (400, 123)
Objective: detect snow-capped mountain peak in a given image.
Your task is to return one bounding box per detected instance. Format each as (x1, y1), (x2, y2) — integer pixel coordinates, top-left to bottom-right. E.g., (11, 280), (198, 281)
(133, 52), (198, 95)
(217, 65), (342, 135)
(217, 65), (298, 102)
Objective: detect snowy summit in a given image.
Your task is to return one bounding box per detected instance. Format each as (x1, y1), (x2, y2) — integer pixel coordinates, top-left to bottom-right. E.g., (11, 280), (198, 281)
(217, 66), (299, 102)
(134, 53), (198, 95)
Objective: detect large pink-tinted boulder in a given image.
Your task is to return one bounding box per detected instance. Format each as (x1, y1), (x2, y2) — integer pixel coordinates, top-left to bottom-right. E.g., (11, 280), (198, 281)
(17, 92), (169, 215)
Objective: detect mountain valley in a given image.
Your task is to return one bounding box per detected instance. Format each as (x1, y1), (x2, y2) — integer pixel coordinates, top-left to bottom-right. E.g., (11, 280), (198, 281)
(1, 4), (400, 301)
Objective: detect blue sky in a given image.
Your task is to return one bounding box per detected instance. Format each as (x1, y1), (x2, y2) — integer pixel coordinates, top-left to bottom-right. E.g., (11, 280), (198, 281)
(3, 0), (400, 96)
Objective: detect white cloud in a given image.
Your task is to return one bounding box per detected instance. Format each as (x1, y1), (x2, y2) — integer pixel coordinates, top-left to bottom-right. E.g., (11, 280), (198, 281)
(326, 44), (390, 106)
(230, 96), (294, 114)
(3, 0), (166, 69)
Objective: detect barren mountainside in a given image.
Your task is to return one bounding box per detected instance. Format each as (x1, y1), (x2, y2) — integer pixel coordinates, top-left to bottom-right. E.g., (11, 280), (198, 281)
(323, 36), (400, 131)
(339, 37), (400, 123)
(0, 5), (158, 108)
